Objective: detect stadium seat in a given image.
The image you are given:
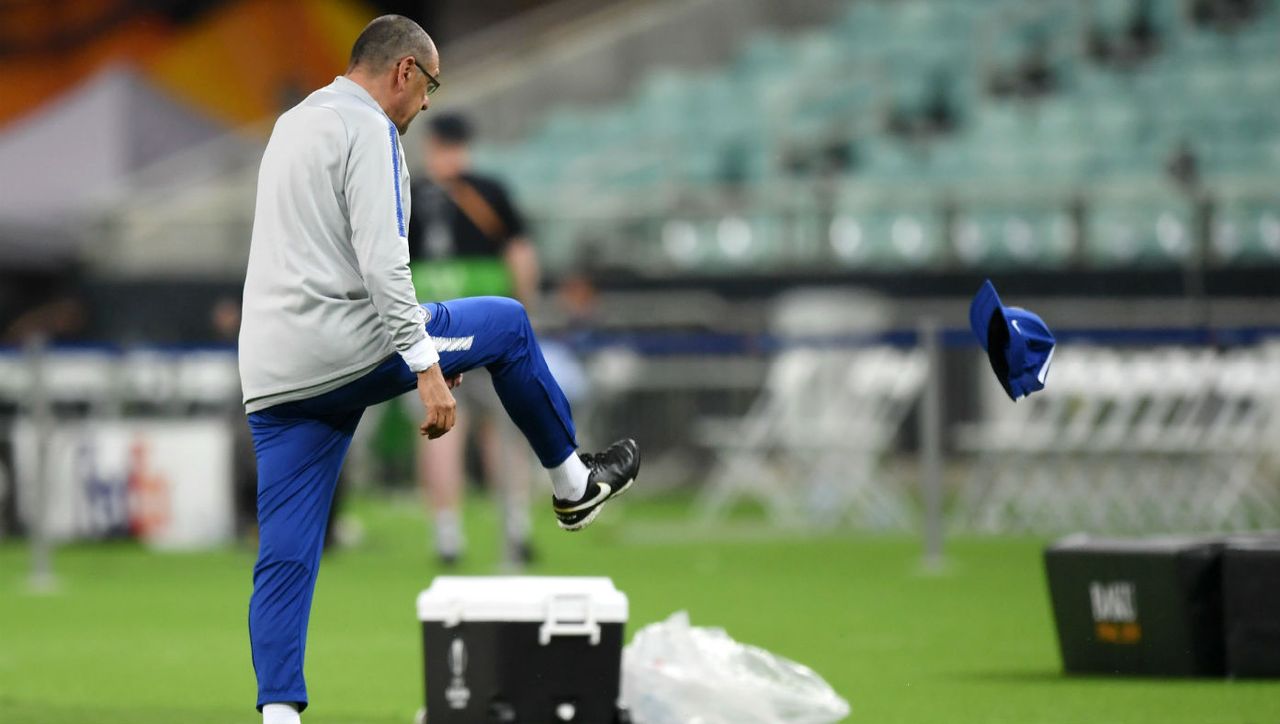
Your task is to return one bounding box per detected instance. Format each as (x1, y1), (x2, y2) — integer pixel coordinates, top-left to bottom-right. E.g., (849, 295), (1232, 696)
(1212, 196), (1280, 266)
(1084, 192), (1196, 268)
(953, 205), (1075, 270)
(468, 0), (1279, 274)
(828, 198), (944, 271)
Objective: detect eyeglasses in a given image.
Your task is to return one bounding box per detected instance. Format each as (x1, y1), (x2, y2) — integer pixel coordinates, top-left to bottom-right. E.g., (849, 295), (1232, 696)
(413, 58), (440, 96)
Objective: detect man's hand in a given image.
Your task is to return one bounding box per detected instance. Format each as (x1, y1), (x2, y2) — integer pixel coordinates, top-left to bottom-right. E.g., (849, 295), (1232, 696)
(416, 364), (457, 439)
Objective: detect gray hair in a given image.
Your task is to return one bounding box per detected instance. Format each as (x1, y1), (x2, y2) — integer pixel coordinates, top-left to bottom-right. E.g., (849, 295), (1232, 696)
(347, 15), (435, 72)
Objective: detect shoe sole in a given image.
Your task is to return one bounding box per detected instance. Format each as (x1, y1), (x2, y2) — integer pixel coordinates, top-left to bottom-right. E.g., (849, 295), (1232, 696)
(557, 476), (635, 532)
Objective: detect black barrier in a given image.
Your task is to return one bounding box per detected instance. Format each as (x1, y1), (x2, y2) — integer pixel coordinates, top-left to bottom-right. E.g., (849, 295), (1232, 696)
(1047, 535), (1280, 679)
(1045, 536), (1226, 677)
(1223, 537), (1280, 678)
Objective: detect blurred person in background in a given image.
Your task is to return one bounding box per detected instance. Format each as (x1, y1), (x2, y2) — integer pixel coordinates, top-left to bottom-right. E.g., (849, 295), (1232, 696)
(1085, 0), (1161, 69)
(1, 265), (87, 345)
(0, 296), (86, 344)
(210, 297), (259, 538)
(238, 16), (639, 724)
(1192, 0), (1263, 29)
(1166, 139), (1202, 195)
(988, 37), (1057, 100)
(407, 112), (541, 568)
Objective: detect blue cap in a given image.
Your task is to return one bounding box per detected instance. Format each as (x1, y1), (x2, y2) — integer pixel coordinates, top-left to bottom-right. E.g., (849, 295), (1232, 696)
(969, 280), (1055, 400)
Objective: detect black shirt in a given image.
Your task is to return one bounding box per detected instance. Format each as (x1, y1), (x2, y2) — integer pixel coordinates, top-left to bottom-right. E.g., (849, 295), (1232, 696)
(407, 172), (526, 261)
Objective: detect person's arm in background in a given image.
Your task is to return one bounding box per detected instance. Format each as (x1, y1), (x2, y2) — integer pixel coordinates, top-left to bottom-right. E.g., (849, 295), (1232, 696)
(346, 117), (455, 437)
(504, 237), (540, 309)
(491, 181), (540, 308)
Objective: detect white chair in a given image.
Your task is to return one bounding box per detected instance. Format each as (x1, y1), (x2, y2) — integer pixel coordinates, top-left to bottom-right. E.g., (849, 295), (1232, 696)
(954, 341), (1280, 534)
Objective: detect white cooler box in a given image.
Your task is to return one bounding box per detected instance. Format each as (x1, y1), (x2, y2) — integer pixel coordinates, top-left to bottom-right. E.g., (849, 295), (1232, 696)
(416, 576), (629, 723)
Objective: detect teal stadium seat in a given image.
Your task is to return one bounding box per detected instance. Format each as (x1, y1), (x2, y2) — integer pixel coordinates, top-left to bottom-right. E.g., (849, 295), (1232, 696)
(1242, 63), (1280, 98)
(862, 138), (942, 185)
(927, 139), (979, 184)
(528, 216), (590, 270)
(1085, 193), (1195, 268)
(1086, 0), (1140, 35)
(1079, 102), (1146, 178)
(953, 205), (1075, 269)
(791, 32), (849, 78)
(828, 195), (945, 271)
(837, 1), (891, 44)
(1212, 197), (1280, 266)
(659, 214), (784, 272)
(1176, 27), (1232, 62)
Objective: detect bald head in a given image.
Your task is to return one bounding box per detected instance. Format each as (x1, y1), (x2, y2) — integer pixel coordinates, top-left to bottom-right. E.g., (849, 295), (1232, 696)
(345, 15), (440, 134)
(347, 14), (436, 73)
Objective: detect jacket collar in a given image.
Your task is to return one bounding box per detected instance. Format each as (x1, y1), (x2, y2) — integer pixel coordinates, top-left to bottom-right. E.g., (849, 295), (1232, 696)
(329, 76), (387, 117)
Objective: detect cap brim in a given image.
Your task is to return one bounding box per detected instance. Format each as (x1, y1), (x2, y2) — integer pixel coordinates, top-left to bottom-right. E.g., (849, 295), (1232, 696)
(986, 310), (1015, 399)
(971, 280), (1017, 400)
(969, 280), (1003, 351)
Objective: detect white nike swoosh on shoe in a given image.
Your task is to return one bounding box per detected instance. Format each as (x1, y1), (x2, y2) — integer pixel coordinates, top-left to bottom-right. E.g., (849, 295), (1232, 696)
(555, 483), (612, 514)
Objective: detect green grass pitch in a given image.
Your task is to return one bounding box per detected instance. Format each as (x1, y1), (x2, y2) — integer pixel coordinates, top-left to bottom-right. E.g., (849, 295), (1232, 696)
(1, 492), (1277, 723)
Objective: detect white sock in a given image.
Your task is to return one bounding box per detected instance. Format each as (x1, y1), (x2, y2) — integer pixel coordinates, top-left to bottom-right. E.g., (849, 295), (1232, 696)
(263, 703), (300, 724)
(433, 509), (463, 557)
(549, 451), (589, 501)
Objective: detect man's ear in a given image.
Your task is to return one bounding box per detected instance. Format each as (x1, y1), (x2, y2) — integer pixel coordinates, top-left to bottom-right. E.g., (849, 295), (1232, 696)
(396, 57), (414, 88)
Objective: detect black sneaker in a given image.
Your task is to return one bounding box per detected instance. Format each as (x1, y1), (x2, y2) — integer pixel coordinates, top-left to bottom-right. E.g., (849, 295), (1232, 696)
(553, 439), (640, 531)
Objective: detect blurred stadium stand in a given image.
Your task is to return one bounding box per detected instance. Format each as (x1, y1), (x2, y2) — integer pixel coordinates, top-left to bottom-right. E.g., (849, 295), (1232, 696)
(465, 0), (1279, 279)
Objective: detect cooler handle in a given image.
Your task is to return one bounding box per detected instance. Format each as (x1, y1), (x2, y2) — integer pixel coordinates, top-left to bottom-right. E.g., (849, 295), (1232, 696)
(540, 593), (600, 646)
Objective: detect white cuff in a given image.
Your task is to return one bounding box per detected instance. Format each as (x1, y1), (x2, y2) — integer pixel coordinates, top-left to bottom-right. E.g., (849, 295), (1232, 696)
(401, 335), (441, 373)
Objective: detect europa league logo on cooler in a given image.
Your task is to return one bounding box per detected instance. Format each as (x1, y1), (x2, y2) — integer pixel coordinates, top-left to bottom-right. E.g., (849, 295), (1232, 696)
(445, 637), (471, 709)
(1090, 580), (1142, 644)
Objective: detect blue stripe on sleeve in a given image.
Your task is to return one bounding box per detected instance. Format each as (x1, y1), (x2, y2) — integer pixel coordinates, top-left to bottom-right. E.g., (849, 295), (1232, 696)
(387, 120), (406, 237)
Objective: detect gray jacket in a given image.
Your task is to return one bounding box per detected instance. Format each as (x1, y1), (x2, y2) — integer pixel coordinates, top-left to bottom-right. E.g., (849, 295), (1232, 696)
(239, 77), (438, 412)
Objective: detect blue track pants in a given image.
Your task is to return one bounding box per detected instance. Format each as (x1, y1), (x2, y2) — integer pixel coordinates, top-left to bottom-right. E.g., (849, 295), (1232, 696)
(247, 297), (578, 711)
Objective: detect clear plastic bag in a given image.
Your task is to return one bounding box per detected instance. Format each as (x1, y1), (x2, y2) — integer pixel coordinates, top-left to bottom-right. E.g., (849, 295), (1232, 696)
(621, 611), (851, 724)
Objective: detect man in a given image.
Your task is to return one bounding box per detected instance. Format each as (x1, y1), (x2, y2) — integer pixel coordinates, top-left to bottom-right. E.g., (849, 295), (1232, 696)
(407, 112), (540, 568)
(238, 16), (639, 723)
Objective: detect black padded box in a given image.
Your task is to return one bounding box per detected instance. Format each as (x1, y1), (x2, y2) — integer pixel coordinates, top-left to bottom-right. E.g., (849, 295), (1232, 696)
(1045, 535), (1225, 676)
(1223, 536), (1280, 678)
